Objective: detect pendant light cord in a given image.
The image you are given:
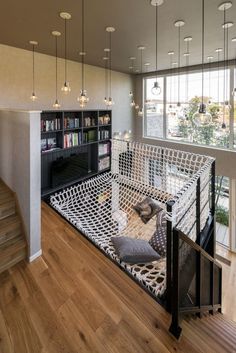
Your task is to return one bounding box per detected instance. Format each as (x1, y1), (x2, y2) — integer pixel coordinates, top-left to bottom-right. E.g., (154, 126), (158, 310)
(55, 36), (58, 100)
(155, 4), (158, 81)
(169, 54), (172, 104)
(81, 0), (85, 91)
(64, 19), (67, 83)
(217, 51), (220, 105)
(185, 41), (190, 103)
(178, 25), (181, 104)
(32, 44), (35, 93)
(223, 7), (226, 107)
(109, 32), (112, 98)
(208, 57), (211, 101)
(201, 0), (205, 105)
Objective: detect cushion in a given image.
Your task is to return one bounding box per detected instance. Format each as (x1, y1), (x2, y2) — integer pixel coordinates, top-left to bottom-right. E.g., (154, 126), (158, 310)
(133, 197), (162, 224)
(111, 236), (161, 264)
(149, 211), (167, 257)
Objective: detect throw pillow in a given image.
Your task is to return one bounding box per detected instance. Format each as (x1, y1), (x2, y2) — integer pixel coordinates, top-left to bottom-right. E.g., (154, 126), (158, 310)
(133, 197), (162, 224)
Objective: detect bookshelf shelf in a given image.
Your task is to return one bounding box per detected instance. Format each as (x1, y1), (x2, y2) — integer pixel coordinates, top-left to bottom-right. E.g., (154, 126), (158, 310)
(41, 109), (112, 197)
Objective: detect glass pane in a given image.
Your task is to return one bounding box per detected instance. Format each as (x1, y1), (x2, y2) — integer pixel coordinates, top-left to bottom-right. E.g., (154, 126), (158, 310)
(216, 176), (229, 248)
(144, 77), (164, 138)
(166, 69), (230, 148)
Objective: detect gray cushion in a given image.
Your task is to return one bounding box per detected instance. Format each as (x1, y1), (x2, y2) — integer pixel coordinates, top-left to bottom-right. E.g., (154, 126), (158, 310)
(133, 197), (162, 224)
(149, 211), (167, 257)
(111, 236), (161, 264)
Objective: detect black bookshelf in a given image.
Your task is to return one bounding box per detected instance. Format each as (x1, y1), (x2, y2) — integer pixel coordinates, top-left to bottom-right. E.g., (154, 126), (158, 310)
(41, 110), (112, 197)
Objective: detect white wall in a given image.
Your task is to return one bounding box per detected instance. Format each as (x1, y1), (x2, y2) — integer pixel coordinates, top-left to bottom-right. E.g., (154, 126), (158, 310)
(0, 44), (134, 134)
(0, 110), (41, 260)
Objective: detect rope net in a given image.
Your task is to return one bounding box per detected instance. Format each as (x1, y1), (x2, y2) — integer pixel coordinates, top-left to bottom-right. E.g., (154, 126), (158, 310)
(50, 139), (214, 298)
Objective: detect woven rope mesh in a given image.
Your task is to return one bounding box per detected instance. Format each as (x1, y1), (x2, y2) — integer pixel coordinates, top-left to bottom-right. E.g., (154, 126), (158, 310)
(50, 139), (214, 298)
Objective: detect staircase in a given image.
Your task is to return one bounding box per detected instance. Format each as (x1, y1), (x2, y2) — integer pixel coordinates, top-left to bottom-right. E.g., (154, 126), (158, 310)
(0, 180), (27, 273)
(183, 312), (236, 353)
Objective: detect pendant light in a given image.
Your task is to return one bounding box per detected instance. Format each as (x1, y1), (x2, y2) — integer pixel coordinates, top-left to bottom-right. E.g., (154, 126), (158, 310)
(167, 51), (174, 112)
(103, 48), (110, 105)
(232, 37), (236, 97)
(52, 31), (61, 109)
(215, 48), (223, 115)
(129, 57), (136, 106)
(151, 0), (163, 95)
(207, 55), (213, 104)
(193, 0), (212, 127)
(144, 62), (151, 105)
(174, 20), (185, 109)
(78, 0), (89, 107)
(29, 41), (38, 101)
(183, 37), (192, 110)
(218, 1), (233, 129)
(137, 45), (145, 117)
(105, 26), (116, 106)
(60, 12), (71, 94)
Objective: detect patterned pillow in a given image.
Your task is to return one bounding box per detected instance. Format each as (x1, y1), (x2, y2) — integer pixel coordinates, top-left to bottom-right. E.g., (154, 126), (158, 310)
(149, 211), (167, 257)
(133, 197), (162, 224)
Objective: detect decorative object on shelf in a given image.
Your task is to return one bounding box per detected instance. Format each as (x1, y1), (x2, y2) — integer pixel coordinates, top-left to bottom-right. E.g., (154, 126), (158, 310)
(29, 40), (38, 101)
(193, 0), (212, 127)
(52, 31), (61, 109)
(105, 26), (116, 106)
(231, 37), (236, 97)
(150, 0), (163, 96)
(78, 0), (89, 108)
(137, 45), (145, 117)
(174, 20), (185, 119)
(218, 1), (233, 129)
(207, 55), (213, 104)
(103, 48), (110, 105)
(60, 12), (72, 94)
(215, 48), (223, 116)
(123, 130), (132, 140)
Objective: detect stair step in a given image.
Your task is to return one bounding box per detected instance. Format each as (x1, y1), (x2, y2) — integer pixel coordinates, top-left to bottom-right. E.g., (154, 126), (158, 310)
(0, 214), (22, 245)
(0, 199), (15, 220)
(0, 236), (27, 273)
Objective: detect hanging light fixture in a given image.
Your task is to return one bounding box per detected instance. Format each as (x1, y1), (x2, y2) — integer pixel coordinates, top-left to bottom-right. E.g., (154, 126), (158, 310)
(129, 57), (136, 106)
(183, 37), (192, 109)
(232, 37), (236, 97)
(167, 51), (174, 111)
(105, 26), (116, 106)
(174, 20), (185, 120)
(215, 48), (223, 116)
(103, 48), (110, 105)
(78, 0), (89, 107)
(151, 0), (163, 95)
(218, 2), (233, 129)
(207, 55), (213, 104)
(52, 31), (61, 109)
(60, 12), (72, 94)
(193, 0), (212, 127)
(137, 45), (145, 117)
(29, 41), (38, 101)
(144, 62), (151, 105)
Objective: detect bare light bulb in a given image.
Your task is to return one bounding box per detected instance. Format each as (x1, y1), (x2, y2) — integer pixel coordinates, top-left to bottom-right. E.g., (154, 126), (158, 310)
(53, 99), (61, 109)
(61, 81), (71, 94)
(138, 108), (143, 117)
(130, 100), (135, 107)
(151, 81), (161, 95)
(30, 92), (38, 101)
(106, 97), (114, 106)
(77, 89), (89, 107)
(129, 91), (133, 97)
(135, 104), (139, 110)
(192, 103), (212, 127)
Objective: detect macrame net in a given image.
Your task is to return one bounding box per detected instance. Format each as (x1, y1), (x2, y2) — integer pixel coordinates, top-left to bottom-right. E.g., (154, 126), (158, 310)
(50, 139), (214, 298)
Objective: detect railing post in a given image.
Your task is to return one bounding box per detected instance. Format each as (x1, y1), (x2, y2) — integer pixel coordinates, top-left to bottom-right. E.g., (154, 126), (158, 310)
(169, 228), (182, 339)
(196, 177), (201, 245)
(209, 262), (214, 315)
(209, 160), (216, 258)
(166, 200), (175, 312)
(196, 251), (202, 317)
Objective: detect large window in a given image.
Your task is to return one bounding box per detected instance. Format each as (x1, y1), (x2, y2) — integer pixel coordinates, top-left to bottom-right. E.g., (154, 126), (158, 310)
(144, 66), (234, 150)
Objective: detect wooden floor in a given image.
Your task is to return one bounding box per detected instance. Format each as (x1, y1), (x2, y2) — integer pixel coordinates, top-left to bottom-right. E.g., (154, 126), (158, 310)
(0, 202), (236, 353)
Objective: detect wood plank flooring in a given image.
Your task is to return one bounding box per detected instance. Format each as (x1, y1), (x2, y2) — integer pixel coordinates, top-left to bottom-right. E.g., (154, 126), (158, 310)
(0, 202), (236, 353)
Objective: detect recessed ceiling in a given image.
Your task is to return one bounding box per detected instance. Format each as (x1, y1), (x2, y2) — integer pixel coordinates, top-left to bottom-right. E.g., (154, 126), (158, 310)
(0, 0), (235, 74)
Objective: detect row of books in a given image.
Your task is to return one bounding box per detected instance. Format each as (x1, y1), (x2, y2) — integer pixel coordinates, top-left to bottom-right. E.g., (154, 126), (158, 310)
(64, 132), (82, 148)
(84, 116), (96, 127)
(41, 119), (61, 132)
(41, 138), (59, 152)
(83, 130), (97, 143)
(99, 156), (110, 171)
(99, 143), (110, 156)
(99, 114), (111, 125)
(98, 129), (110, 140)
(64, 117), (80, 129)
